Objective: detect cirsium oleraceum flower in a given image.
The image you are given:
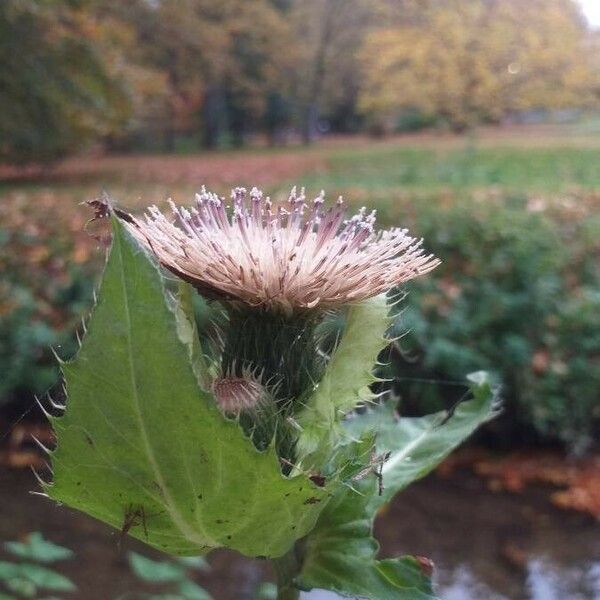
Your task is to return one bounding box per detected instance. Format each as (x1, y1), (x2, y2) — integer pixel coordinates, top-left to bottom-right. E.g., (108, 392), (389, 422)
(123, 186), (440, 313)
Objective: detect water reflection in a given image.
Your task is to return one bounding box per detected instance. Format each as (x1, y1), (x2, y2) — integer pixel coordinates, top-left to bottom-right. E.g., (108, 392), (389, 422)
(376, 473), (600, 600)
(526, 558), (600, 600)
(439, 565), (507, 600)
(303, 556), (600, 600)
(1, 468), (598, 599)
(301, 591), (343, 599)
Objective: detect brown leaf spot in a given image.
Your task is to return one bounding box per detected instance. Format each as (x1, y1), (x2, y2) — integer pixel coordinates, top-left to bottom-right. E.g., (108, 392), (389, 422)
(303, 496), (321, 505)
(309, 474), (326, 487)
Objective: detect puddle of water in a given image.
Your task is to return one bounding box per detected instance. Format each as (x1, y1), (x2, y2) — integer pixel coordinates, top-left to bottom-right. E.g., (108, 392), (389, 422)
(375, 473), (600, 600)
(303, 558), (600, 600)
(301, 591), (342, 599)
(1, 467), (598, 599)
(525, 558), (600, 600)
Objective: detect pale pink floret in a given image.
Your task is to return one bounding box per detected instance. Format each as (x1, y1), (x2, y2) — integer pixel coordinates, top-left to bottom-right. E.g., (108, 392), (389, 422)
(126, 186), (440, 312)
(212, 376), (265, 415)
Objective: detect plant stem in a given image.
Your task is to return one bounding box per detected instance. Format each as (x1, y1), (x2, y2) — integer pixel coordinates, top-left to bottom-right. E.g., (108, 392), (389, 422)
(273, 547), (301, 600)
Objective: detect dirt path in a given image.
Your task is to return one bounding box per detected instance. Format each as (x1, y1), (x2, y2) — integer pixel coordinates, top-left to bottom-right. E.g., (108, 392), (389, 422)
(0, 149), (328, 187)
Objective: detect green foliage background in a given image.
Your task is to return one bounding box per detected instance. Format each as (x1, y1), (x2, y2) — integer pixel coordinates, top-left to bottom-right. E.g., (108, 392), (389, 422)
(390, 194), (600, 451)
(1, 137), (599, 451)
(1, 0), (598, 161)
(0, 0), (129, 163)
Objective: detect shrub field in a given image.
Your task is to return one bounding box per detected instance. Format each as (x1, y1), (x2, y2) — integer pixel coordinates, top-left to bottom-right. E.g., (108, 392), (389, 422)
(2, 128), (599, 450)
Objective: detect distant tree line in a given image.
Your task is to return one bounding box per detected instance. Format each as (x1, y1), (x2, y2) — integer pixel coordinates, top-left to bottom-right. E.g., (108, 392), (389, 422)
(1, 0), (599, 163)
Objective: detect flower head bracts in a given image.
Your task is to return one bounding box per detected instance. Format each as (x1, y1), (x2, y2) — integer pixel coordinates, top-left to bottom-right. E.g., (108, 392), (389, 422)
(125, 186), (440, 313)
(212, 374), (266, 415)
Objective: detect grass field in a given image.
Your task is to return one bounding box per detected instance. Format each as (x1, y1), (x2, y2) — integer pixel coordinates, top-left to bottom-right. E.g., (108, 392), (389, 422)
(4, 124), (600, 202)
(2, 124), (600, 251)
(302, 143), (600, 194)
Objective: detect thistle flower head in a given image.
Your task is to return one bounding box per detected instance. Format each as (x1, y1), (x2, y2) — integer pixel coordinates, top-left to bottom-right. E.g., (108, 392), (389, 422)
(126, 186), (440, 313)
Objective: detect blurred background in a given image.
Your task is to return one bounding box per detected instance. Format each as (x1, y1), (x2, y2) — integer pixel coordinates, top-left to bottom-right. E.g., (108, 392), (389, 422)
(0, 0), (599, 598)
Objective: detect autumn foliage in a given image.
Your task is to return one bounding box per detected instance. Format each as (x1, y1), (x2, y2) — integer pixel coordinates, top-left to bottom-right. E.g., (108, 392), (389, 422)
(359, 0), (600, 132)
(2, 0), (599, 162)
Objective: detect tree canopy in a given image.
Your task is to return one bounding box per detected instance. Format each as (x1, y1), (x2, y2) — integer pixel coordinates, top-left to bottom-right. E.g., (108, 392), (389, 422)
(1, 0), (599, 162)
(0, 0), (130, 163)
(359, 0), (600, 131)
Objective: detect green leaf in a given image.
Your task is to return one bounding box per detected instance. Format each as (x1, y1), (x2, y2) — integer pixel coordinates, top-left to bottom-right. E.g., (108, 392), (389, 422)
(297, 373), (498, 599)
(48, 217), (327, 557)
(0, 562), (75, 594)
(0, 562), (21, 582)
(348, 371), (499, 510)
(297, 488), (438, 600)
(177, 580), (213, 600)
(4, 532), (73, 564)
(4, 577), (37, 598)
(171, 282), (216, 388)
(18, 564), (76, 593)
(296, 295), (390, 469)
(128, 552), (186, 583)
(175, 556), (210, 571)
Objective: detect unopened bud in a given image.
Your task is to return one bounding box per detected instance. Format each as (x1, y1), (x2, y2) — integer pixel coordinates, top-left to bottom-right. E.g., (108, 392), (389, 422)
(212, 376), (265, 415)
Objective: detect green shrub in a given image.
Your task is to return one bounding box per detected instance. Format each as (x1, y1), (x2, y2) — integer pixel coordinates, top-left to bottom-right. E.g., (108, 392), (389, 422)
(1, 186), (598, 452)
(0, 532), (212, 599)
(0, 532), (76, 596)
(0, 191), (96, 406)
(387, 193), (600, 452)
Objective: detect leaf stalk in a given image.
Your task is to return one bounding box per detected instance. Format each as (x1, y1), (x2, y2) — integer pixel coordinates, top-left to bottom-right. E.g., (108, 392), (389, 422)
(273, 546), (301, 600)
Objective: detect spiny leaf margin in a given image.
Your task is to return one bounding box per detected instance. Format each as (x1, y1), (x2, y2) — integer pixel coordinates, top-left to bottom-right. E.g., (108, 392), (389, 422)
(296, 294), (391, 470)
(47, 216), (327, 558)
(297, 373), (498, 599)
(347, 371), (500, 512)
(297, 486), (437, 600)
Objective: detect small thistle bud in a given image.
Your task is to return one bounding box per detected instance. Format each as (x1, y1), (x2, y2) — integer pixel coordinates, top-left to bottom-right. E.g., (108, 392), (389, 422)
(211, 373), (281, 452)
(212, 375), (266, 416)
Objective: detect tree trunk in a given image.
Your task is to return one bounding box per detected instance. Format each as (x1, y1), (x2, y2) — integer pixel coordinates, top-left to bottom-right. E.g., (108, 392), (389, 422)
(301, 0), (342, 144)
(202, 85), (224, 149)
(302, 103), (319, 144)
